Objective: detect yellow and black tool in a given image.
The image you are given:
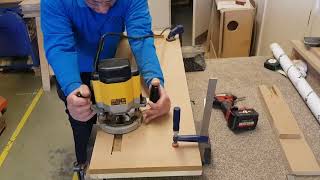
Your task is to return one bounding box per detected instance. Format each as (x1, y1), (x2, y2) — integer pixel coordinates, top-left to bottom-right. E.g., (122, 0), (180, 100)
(90, 26), (184, 134)
(91, 33), (148, 134)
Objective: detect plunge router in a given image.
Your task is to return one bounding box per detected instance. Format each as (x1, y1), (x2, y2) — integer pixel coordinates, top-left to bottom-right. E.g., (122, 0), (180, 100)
(90, 33), (148, 135)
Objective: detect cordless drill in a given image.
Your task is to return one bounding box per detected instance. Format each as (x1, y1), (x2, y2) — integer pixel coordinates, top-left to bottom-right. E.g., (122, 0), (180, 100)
(213, 94), (258, 131)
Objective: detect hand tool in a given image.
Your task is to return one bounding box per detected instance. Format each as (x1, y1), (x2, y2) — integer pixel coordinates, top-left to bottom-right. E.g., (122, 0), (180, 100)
(90, 29), (181, 135)
(172, 78), (217, 165)
(149, 78), (160, 103)
(213, 94), (259, 131)
(172, 107), (209, 147)
(166, 25), (184, 42)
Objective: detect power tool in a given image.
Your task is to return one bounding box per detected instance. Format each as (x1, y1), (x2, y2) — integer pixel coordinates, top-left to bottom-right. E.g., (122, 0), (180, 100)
(89, 26), (185, 134)
(90, 33), (149, 135)
(213, 94), (258, 131)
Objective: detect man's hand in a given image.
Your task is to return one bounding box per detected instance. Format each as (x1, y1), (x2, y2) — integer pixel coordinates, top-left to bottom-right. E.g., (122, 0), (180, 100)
(66, 85), (96, 122)
(143, 85), (171, 123)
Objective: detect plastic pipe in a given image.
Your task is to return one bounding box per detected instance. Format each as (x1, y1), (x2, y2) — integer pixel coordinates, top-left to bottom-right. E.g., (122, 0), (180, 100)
(270, 43), (320, 123)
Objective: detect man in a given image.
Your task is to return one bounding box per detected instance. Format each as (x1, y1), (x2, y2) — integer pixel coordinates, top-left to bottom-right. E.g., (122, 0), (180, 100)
(41, 0), (171, 166)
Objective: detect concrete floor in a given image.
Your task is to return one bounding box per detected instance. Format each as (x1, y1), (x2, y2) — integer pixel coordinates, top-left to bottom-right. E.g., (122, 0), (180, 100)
(0, 73), (75, 180)
(1, 57), (320, 180)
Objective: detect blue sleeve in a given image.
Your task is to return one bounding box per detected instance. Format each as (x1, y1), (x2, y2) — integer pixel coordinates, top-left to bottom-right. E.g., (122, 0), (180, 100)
(125, 0), (164, 87)
(41, 0), (81, 96)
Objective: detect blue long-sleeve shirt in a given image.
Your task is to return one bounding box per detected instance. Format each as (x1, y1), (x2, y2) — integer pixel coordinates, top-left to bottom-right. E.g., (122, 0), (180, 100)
(41, 0), (164, 96)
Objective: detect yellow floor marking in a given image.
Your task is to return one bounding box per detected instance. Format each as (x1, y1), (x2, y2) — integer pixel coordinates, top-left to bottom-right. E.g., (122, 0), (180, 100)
(0, 88), (43, 167)
(72, 172), (78, 180)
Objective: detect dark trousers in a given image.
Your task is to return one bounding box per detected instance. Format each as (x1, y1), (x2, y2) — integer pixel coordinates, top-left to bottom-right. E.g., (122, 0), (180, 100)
(56, 73), (97, 164)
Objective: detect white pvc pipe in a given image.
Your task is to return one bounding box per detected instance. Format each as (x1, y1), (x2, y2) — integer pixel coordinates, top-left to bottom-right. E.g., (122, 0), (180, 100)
(270, 43), (320, 124)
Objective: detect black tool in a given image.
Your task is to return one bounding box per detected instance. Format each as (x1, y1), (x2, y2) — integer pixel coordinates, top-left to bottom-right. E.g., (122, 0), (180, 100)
(304, 37), (320, 47)
(149, 79), (160, 103)
(166, 25), (184, 42)
(213, 94), (259, 131)
(172, 107), (209, 147)
(264, 58), (281, 71)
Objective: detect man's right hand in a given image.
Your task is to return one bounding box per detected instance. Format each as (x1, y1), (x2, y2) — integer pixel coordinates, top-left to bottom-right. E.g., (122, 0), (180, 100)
(66, 85), (96, 122)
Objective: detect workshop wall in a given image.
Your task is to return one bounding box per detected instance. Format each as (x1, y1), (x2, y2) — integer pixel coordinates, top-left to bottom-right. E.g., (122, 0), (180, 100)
(148, 0), (171, 30)
(193, 0), (212, 42)
(309, 0), (320, 37)
(254, 0), (315, 56)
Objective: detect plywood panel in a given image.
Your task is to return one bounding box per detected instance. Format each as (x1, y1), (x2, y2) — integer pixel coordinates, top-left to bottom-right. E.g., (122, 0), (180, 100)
(88, 36), (202, 178)
(221, 9), (254, 57)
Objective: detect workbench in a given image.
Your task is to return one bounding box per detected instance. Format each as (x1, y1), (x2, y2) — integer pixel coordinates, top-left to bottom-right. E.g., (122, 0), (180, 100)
(19, 0), (52, 91)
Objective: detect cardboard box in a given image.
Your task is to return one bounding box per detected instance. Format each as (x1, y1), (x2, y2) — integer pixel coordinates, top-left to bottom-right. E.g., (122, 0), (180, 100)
(209, 0), (255, 58)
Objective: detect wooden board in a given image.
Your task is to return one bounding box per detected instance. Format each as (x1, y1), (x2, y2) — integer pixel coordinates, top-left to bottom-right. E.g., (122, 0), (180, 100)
(88, 36), (202, 178)
(259, 85), (300, 139)
(259, 85), (320, 175)
(220, 9), (254, 57)
(280, 139), (320, 175)
(291, 40), (320, 74)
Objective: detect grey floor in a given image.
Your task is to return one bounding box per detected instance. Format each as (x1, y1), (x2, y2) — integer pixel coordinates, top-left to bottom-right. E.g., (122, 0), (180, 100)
(0, 73), (75, 180)
(1, 57), (320, 180)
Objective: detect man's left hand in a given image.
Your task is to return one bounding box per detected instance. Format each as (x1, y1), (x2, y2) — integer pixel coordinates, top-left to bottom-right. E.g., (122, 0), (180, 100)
(143, 85), (171, 123)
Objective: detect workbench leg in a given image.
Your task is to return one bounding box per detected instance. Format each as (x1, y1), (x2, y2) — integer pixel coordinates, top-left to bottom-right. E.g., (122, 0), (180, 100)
(35, 17), (51, 91)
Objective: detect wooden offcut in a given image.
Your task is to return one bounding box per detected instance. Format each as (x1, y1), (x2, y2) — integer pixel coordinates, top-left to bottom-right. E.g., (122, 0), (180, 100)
(259, 85), (300, 139)
(280, 139), (320, 175)
(88, 36), (202, 178)
(259, 85), (320, 175)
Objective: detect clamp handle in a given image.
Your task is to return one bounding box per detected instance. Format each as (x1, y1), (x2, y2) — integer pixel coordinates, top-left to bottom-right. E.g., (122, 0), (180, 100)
(173, 107), (181, 132)
(150, 79), (160, 103)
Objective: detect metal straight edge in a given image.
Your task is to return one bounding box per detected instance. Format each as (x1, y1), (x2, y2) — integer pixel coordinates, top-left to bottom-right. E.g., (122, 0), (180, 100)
(199, 78), (217, 164)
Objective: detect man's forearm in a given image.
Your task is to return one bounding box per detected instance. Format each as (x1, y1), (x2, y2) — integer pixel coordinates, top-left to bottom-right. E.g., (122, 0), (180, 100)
(129, 37), (164, 87)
